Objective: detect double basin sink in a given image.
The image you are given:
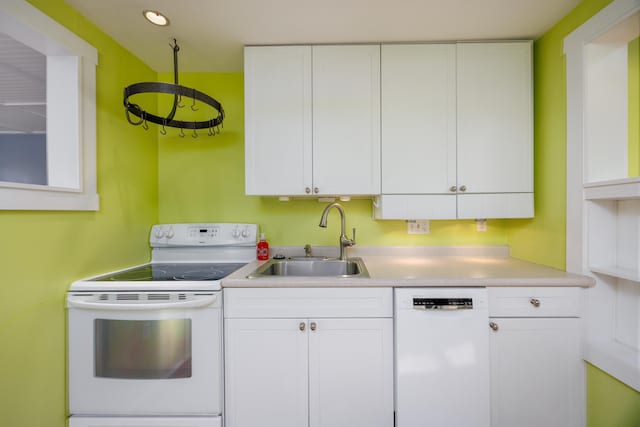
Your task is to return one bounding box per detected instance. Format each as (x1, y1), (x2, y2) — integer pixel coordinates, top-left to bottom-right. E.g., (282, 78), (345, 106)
(248, 257), (369, 278)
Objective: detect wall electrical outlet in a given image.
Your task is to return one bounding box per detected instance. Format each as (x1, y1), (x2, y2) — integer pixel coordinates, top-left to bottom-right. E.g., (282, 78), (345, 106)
(476, 219), (487, 232)
(407, 220), (430, 234)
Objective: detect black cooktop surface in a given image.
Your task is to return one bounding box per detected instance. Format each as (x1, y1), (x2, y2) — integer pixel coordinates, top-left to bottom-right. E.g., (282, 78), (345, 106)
(92, 263), (247, 282)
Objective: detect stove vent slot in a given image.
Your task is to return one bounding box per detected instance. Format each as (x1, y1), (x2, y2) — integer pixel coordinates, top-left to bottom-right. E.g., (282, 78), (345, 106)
(178, 294), (187, 300)
(148, 293), (171, 301)
(116, 294), (139, 301)
(99, 294), (109, 301)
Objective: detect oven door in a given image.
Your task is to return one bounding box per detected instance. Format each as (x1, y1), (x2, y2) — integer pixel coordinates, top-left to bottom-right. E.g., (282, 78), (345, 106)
(68, 292), (222, 416)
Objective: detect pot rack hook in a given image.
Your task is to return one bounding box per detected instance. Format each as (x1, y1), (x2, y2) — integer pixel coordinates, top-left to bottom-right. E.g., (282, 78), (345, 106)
(192, 126), (198, 139)
(160, 119), (167, 135)
(142, 113), (149, 130)
(191, 89), (199, 111)
(125, 104), (144, 125)
(208, 120), (214, 136)
(179, 127), (185, 138)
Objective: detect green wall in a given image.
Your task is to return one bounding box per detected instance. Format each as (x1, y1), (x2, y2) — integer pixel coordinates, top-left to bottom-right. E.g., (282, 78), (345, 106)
(0, 1), (159, 426)
(508, 0), (616, 269)
(587, 364), (640, 426)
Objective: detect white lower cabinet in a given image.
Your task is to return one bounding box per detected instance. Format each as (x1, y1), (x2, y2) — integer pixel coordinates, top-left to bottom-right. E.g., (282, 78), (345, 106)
(488, 287), (584, 427)
(224, 318), (309, 427)
(224, 288), (394, 427)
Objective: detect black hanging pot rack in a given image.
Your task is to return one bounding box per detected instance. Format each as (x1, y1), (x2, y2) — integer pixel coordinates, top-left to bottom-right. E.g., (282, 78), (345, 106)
(123, 39), (224, 136)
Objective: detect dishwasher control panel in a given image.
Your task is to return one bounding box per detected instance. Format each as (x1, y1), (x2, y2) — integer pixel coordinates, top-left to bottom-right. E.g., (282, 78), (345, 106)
(413, 297), (473, 310)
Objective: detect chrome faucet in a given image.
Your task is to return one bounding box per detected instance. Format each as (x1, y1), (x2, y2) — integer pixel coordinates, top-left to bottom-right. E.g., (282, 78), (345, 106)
(318, 202), (356, 261)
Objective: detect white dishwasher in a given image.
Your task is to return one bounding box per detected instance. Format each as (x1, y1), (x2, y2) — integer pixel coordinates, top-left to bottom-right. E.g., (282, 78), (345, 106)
(395, 288), (490, 427)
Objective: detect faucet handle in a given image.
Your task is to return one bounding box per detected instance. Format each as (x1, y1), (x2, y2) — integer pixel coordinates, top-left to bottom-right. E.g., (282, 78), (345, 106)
(351, 227), (356, 245)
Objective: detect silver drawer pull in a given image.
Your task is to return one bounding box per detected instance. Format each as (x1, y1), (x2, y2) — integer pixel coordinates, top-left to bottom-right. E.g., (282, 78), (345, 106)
(530, 298), (541, 308)
(489, 322), (499, 332)
(299, 322), (306, 331)
(310, 322), (317, 331)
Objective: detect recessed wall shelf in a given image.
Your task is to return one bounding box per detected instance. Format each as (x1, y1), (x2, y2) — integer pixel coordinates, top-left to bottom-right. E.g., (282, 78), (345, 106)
(565, 0), (640, 393)
(590, 265), (640, 282)
(584, 177), (640, 200)
(584, 339), (640, 392)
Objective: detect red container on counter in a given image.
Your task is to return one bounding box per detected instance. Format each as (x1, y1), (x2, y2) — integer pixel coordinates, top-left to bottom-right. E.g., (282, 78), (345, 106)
(257, 233), (269, 260)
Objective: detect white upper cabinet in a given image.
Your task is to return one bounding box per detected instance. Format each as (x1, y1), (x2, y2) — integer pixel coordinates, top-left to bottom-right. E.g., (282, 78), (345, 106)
(244, 45), (380, 197)
(456, 42), (533, 195)
(376, 41), (533, 220)
(244, 46), (312, 196)
(312, 45), (381, 196)
(379, 43), (457, 219)
(381, 44), (457, 195)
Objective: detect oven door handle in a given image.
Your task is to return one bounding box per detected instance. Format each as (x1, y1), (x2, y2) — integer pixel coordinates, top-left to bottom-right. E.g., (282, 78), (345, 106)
(67, 294), (218, 311)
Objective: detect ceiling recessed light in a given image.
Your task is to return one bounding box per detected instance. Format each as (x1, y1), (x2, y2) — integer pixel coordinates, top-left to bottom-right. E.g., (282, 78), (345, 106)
(143, 10), (170, 26)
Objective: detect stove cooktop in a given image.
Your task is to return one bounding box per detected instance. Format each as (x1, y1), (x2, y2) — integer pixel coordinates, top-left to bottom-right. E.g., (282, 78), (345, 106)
(91, 262), (247, 282)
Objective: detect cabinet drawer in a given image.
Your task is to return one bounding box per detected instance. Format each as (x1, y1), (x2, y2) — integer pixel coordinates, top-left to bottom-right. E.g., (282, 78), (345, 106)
(488, 287), (582, 317)
(224, 287), (392, 318)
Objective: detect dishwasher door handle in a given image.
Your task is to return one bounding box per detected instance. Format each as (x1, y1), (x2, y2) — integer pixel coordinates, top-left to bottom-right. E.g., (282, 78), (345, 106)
(413, 304), (473, 310)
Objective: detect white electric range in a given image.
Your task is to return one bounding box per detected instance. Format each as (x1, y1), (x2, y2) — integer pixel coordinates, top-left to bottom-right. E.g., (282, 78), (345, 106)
(67, 223), (258, 427)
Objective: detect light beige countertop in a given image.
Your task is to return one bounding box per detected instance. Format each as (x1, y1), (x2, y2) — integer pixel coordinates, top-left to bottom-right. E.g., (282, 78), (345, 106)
(222, 246), (595, 288)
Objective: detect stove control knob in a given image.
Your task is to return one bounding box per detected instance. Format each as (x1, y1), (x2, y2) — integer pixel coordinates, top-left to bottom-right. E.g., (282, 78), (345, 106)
(166, 227), (175, 239)
(232, 228), (240, 238)
(241, 228), (250, 238)
(154, 227), (165, 239)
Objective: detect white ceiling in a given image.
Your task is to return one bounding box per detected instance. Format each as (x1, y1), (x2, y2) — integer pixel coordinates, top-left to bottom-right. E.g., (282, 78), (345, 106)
(64, 0), (581, 73)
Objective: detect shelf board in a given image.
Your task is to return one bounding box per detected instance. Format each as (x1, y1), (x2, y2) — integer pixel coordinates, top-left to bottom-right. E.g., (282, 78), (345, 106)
(584, 338), (640, 393)
(584, 177), (640, 200)
(590, 265), (640, 282)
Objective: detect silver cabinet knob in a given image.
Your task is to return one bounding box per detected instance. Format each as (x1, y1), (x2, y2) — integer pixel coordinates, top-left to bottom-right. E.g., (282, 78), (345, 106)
(299, 322), (306, 331)
(310, 322), (317, 331)
(459, 185), (467, 192)
(530, 298), (541, 308)
(489, 322), (499, 332)
(449, 185), (457, 192)
(314, 187), (319, 194)
(305, 187), (311, 194)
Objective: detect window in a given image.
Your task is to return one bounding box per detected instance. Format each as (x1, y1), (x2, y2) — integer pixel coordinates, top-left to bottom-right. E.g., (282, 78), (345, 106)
(0, 0), (98, 210)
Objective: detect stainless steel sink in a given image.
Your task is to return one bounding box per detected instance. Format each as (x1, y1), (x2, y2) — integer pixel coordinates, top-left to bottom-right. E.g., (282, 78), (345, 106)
(247, 257), (369, 278)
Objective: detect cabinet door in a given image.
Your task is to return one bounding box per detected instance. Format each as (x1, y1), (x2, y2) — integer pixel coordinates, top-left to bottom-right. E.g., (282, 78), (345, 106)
(244, 46), (312, 195)
(224, 318), (309, 427)
(381, 44), (457, 195)
(308, 318), (394, 427)
(489, 317), (583, 427)
(312, 45), (381, 195)
(456, 42), (533, 195)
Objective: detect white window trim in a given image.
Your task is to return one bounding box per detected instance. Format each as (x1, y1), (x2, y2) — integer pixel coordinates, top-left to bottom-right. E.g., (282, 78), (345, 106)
(0, 0), (98, 210)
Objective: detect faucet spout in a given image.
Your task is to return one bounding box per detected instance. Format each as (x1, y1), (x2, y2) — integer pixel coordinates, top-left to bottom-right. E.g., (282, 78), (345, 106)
(318, 202), (355, 260)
